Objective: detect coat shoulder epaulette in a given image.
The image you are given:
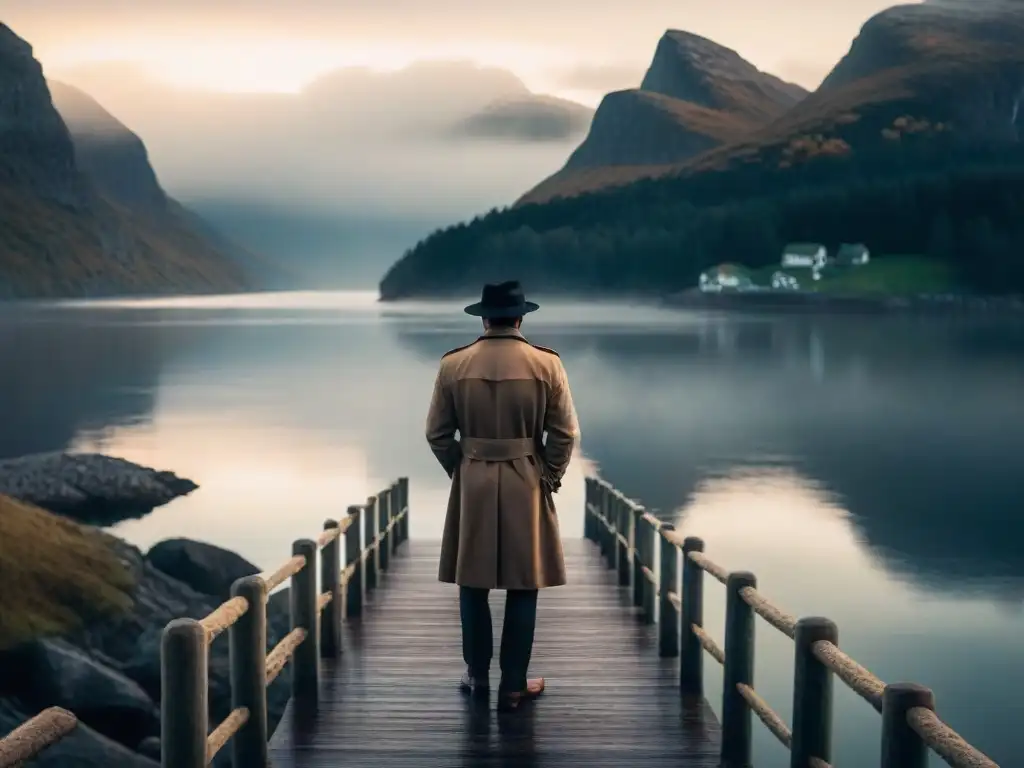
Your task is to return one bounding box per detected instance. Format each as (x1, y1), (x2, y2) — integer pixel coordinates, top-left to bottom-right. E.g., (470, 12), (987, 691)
(529, 342), (560, 357)
(440, 340), (479, 360)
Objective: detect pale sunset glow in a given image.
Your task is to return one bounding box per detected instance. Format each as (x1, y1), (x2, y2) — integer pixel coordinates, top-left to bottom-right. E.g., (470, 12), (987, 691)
(43, 36), (569, 95)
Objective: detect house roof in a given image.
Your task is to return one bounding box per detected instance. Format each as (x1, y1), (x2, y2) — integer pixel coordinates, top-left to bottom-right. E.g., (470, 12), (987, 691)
(783, 243), (824, 256)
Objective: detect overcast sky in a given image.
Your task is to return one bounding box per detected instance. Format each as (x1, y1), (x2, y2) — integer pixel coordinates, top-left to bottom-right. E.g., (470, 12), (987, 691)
(9, 0), (914, 102)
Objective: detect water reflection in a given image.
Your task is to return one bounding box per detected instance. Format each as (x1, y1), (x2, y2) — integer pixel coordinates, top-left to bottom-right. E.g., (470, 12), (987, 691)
(392, 309), (1024, 593)
(1, 293), (1022, 766)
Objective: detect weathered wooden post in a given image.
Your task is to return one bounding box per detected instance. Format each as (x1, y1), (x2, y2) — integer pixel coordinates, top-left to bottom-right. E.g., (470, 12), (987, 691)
(616, 495), (631, 587)
(398, 476), (410, 543)
(643, 517), (658, 624)
(791, 617), (838, 768)
(364, 496), (378, 591)
(228, 575), (268, 767)
(378, 487), (391, 572)
(679, 536), (705, 697)
(390, 482), (401, 557)
(161, 618), (207, 768)
(583, 478), (595, 541)
(320, 519), (342, 659)
(881, 683), (934, 768)
(720, 570), (757, 768)
(603, 486), (616, 570)
(345, 505), (363, 618)
(291, 539), (320, 710)
(631, 507), (644, 608)
(658, 524), (679, 657)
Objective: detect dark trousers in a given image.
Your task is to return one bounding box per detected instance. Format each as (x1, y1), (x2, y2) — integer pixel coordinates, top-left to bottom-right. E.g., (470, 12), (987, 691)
(460, 586), (538, 692)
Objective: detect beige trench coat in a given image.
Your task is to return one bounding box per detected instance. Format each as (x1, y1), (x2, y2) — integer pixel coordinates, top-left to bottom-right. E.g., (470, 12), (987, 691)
(425, 327), (580, 590)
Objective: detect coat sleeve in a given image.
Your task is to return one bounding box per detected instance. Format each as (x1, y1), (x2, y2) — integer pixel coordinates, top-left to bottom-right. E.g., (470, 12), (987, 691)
(425, 364), (460, 477)
(542, 359), (580, 492)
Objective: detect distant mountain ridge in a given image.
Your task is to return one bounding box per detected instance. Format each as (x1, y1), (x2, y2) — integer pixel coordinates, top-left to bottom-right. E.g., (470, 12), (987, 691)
(379, 1), (1024, 301)
(520, 30), (807, 203)
(0, 24), (250, 299)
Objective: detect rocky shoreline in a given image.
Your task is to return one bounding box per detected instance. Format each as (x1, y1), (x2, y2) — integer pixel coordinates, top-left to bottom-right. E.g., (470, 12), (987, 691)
(0, 453), (290, 766)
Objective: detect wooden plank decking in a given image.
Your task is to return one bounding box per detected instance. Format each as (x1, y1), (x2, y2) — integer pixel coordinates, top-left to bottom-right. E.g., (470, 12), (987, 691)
(268, 538), (721, 767)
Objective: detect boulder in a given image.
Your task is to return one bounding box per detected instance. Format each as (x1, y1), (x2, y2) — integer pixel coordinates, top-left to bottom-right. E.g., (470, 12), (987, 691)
(0, 695), (158, 767)
(146, 538), (259, 602)
(6, 638), (158, 746)
(0, 453), (197, 525)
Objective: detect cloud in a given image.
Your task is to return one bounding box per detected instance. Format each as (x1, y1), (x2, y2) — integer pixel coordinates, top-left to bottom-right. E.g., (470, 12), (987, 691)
(51, 59), (588, 217)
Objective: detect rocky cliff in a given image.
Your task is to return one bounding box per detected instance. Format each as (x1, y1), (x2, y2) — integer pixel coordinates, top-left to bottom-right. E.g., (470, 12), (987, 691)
(521, 29), (806, 202)
(0, 24), (248, 299)
(47, 81), (167, 212)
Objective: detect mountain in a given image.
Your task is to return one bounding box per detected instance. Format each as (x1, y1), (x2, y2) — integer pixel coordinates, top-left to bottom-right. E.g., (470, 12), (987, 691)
(51, 60), (589, 288)
(48, 80), (290, 286)
(521, 30), (807, 203)
(379, 4), (1024, 301)
(449, 95), (594, 142)
(0, 25), (248, 299)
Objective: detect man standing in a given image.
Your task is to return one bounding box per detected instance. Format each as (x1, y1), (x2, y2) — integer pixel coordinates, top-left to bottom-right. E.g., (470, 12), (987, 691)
(425, 281), (579, 712)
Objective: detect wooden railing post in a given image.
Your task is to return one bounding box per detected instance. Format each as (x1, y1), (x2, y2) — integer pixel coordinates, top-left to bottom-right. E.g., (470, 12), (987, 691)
(721, 570), (756, 768)
(658, 524), (679, 657)
(603, 487), (615, 570)
(320, 519), (342, 659)
(791, 617), (837, 768)
(345, 505), (363, 618)
(616, 496), (631, 587)
(161, 618), (207, 768)
(881, 683), (934, 768)
(583, 478), (594, 541)
(291, 539), (320, 710)
(390, 482), (401, 557)
(631, 508), (644, 608)
(398, 476), (410, 544)
(378, 488), (391, 572)
(639, 515), (656, 624)
(229, 575), (268, 768)
(364, 496), (378, 591)
(679, 536), (705, 697)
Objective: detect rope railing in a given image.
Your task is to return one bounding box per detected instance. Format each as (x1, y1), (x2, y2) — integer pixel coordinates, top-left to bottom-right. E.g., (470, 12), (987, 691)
(584, 476), (1000, 768)
(0, 477), (411, 767)
(156, 475), (411, 768)
(0, 707), (77, 768)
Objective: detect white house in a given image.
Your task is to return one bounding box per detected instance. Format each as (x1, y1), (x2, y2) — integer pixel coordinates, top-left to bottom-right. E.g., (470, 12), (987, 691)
(771, 271), (800, 291)
(699, 264), (754, 292)
(781, 243), (827, 270)
(836, 243), (870, 265)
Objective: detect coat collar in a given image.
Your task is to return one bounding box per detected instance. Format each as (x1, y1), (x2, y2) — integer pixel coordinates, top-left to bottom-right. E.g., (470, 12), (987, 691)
(480, 327), (526, 341)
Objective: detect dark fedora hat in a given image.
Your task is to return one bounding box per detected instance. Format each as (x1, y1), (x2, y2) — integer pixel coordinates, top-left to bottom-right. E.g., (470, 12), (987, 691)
(464, 281), (540, 318)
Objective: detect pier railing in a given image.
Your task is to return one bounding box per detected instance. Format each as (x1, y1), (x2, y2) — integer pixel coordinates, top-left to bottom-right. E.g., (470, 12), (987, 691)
(585, 476), (999, 768)
(162, 476), (410, 768)
(0, 477), (410, 768)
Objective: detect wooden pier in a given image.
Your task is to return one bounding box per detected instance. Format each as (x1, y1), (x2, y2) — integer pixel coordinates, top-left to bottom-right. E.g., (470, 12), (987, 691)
(0, 476), (1001, 768)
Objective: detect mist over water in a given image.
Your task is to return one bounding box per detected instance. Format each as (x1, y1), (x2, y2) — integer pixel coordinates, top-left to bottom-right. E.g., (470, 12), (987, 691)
(2, 292), (1022, 766)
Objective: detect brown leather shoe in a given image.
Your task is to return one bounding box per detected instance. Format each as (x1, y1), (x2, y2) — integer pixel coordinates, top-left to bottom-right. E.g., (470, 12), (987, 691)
(497, 678), (545, 712)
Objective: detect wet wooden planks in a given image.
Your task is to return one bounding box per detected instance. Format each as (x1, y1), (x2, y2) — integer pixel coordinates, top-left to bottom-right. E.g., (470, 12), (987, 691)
(268, 538), (721, 767)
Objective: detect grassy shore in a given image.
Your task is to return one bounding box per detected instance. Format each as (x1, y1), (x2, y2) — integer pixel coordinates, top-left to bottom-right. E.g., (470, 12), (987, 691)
(750, 255), (958, 295)
(0, 495), (134, 650)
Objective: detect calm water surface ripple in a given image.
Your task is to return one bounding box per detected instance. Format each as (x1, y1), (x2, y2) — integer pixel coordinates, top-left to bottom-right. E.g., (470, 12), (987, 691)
(2, 291), (1022, 766)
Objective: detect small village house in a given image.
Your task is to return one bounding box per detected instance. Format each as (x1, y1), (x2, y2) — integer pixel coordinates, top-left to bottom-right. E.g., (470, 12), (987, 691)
(781, 243), (827, 270)
(835, 242), (870, 265)
(771, 271), (800, 291)
(698, 263), (754, 292)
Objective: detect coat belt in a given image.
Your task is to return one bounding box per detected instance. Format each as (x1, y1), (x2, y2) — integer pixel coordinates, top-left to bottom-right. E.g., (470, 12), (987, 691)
(460, 436), (536, 461)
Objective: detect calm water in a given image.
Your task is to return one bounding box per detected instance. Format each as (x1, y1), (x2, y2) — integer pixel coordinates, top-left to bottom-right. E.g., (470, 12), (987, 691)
(2, 291), (1023, 766)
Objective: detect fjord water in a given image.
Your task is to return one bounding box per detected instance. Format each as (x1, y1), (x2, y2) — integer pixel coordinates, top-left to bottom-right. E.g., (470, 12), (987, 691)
(3, 291), (1022, 766)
